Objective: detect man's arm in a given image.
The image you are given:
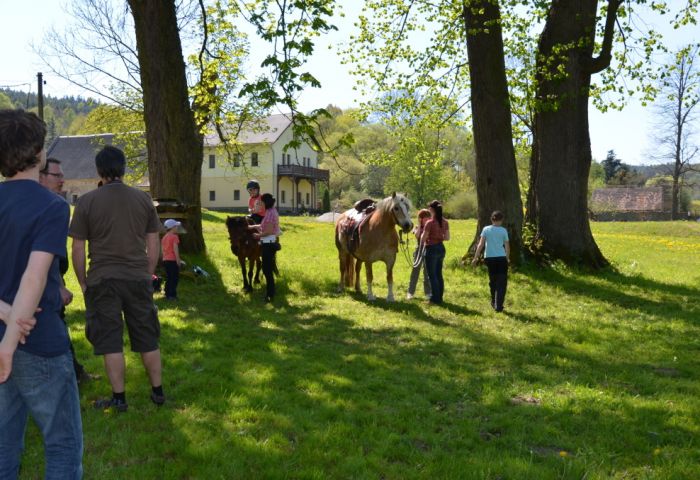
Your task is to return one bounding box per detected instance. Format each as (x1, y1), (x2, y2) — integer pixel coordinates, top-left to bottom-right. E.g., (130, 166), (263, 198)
(146, 232), (160, 276)
(71, 238), (87, 294)
(0, 300), (37, 344)
(0, 251), (54, 383)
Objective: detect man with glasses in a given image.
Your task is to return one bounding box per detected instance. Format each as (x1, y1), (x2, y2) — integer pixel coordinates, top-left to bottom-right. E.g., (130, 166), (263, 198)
(39, 158), (92, 384)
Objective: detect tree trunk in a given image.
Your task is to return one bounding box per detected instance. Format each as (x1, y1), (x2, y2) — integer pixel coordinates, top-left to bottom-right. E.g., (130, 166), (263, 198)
(128, 0), (205, 253)
(462, 0), (523, 263)
(671, 169), (681, 220)
(526, 0), (608, 268)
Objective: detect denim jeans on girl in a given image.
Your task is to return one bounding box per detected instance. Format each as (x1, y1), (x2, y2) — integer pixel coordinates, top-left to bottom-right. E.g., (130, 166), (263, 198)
(0, 349), (83, 479)
(425, 242), (446, 304)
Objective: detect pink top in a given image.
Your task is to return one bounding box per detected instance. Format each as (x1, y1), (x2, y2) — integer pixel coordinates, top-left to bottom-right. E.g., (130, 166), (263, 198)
(422, 218), (449, 246)
(259, 208), (280, 236)
(161, 232), (180, 261)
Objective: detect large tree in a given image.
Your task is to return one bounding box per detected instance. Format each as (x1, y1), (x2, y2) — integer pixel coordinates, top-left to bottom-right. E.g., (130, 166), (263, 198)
(462, 0), (524, 261)
(127, 0), (205, 252)
(525, 0), (622, 267)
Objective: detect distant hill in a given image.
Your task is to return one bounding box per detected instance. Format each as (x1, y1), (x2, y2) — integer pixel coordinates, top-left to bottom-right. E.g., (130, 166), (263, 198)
(0, 88), (100, 143)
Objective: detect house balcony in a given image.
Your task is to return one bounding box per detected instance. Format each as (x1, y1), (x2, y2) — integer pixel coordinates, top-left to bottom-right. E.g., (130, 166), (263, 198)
(277, 164), (329, 182)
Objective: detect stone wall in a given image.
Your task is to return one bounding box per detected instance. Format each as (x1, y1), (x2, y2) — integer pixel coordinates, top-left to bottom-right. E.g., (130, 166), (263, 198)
(590, 186), (673, 221)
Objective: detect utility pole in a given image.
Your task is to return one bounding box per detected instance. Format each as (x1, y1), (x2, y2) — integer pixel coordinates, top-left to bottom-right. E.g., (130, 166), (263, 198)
(37, 72), (44, 120)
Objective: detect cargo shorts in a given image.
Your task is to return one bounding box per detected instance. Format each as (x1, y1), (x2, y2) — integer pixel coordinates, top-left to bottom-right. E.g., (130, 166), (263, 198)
(84, 278), (160, 355)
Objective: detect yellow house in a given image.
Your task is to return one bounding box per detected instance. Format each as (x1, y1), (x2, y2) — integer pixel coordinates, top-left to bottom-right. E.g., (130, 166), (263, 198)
(201, 114), (329, 212)
(45, 114), (328, 211)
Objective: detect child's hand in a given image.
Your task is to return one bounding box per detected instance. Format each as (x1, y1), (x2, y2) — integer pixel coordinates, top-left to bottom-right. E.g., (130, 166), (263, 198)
(471, 258), (479, 267)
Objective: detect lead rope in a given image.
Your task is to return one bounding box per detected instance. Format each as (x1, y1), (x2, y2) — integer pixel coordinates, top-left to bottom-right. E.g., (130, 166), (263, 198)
(399, 229), (414, 268)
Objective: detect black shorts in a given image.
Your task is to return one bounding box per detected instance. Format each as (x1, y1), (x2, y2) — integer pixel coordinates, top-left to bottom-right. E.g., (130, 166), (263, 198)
(84, 278), (160, 355)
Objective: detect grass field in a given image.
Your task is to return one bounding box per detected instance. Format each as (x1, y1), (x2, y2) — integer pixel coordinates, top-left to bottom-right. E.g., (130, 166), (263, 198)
(19, 214), (700, 479)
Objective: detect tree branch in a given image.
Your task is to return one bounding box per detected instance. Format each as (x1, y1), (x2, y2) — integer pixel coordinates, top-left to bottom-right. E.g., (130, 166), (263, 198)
(589, 0), (623, 74)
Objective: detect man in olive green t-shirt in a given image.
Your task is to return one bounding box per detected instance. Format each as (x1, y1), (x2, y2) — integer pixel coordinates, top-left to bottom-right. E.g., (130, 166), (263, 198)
(70, 146), (164, 412)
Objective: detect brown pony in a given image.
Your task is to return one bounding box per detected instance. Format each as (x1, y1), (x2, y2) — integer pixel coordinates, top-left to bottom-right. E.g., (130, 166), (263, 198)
(335, 193), (413, 301)
(226, 216), (262, 292)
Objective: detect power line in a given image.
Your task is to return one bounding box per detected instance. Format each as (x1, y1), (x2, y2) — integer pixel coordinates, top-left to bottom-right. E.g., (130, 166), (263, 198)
(0, 82), (32, 89)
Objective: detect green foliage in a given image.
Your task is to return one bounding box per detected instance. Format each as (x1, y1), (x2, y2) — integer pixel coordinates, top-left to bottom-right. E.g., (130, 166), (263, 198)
(601, 150), (622, 182)
(322, 188), (331, 212)
(0, 92), (13, 109)
(17, 214), (700, 479)
(188, 0), (265, 159)
(443, 190), (478, 219)
(0, 88), (99, 140)
(78, 105), (148, 184)
(588, 160), (606, 197)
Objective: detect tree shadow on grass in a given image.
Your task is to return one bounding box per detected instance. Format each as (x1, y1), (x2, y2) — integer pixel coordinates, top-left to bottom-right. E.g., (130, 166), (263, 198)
(525, 267), (699, 325)
(43, 248), (700, 479)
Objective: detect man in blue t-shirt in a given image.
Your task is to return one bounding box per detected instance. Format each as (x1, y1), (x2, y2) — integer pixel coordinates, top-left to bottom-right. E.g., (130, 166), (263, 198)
(472, 210), (510, 312)
(0, 109), (83, 479)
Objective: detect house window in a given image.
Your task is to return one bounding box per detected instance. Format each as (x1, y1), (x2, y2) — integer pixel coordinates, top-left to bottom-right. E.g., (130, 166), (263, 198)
(234, 189), (240, 201)
(281, 190), (286, 204)
(297, 192), (302, 205)
(251, 152), (258, 167)
(233, 154), (241, 168)
(286, 153), (291, 165)
(208, 154), (216, 169)
(306, 193), (310, 205)
(209, 190), (216, 202)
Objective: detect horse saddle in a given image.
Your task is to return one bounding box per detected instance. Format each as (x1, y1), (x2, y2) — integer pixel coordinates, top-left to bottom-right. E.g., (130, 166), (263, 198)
(341, 199), (376, 254)
(354, 198), (376, 214)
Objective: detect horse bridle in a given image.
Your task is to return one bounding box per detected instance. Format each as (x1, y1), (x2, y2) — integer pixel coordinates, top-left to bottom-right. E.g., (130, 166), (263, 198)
(392, 198), (415, 268)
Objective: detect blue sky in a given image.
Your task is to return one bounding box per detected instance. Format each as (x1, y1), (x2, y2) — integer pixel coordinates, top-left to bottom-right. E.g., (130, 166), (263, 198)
(2, 1), (698, 166)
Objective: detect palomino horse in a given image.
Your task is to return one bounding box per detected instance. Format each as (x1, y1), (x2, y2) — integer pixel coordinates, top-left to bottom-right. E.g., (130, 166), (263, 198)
(226, 216), (262, 292)
(335, 193), (413, 301)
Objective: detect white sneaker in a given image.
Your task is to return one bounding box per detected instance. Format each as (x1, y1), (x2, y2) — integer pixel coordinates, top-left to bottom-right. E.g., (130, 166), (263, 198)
(406, 293), (414, 300)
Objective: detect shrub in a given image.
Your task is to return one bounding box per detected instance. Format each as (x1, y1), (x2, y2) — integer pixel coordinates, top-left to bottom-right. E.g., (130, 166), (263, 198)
(444, 190), (478, 219)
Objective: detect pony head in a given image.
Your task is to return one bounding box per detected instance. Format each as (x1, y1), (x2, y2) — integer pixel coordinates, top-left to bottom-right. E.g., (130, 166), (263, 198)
(389, 192), (413, 233)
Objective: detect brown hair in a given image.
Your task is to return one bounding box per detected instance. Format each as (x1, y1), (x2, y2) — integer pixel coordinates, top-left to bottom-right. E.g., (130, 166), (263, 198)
(40, 157), (61, 174)
(0, 109), (46, 177)
(417, 208), (431, 219)
(428, 200), (443, 226)
(491, 210), (504, 222)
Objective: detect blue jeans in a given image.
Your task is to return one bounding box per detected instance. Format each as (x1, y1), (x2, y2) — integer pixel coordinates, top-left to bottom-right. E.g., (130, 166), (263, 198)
(0, 350), (83, 479)
(425, 243), (446, 304)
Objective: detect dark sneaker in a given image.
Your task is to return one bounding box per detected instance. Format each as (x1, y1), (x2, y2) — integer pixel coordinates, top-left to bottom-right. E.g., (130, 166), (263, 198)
(150, 391), (166, 406)
(94, 398), (128, 413)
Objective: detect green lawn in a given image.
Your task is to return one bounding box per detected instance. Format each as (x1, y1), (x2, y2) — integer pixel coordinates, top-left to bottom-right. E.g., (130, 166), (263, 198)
(20, 214), (700, 479)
